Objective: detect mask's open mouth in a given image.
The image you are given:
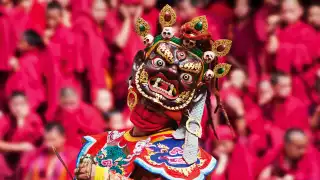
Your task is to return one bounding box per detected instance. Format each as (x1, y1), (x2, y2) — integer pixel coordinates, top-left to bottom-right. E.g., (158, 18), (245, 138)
(148, 75), (179, 99)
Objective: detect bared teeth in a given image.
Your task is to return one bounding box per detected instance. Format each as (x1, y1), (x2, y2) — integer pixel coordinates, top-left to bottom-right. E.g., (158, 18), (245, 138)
(152, 78), (176, 97)
(168, 84), (174, 96)
(153, 78), (161, 87)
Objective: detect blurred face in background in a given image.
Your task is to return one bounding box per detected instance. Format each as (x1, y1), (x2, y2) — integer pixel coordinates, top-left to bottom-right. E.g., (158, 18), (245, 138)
(264, 0), (279, 6)
(1, 0), (11, 5)
(234, 0), (250, 20)
(281, 0), (303, 25)
(94, 89), (113, 113)
(142, 0), (156, 9)
(57, 0), (69, 8)
(91, 0), (107, 24)
(59, 89), (80, 111)
(285, 132), (308, 160)
(46, 8), (62, 29)
(230, 69), (246, 89)
(9, 95), (30, 118)
(177, 0), (195, 22)
(20, 0), (33, 11)
(44, 128), (65, 151)
(258, 80), (274, 102)
(123, 3), (141, 17)
(274, 75), (292, 98)
(308, 5), (320, 30)
(109, 112), (124, 130)
(17, 37), (31, 52)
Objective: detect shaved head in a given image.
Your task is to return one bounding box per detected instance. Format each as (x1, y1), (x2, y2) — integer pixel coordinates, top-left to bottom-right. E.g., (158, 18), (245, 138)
(284, 128), (308, 160)
(59, 87), (80, 110)
(281, 0), (304, 24)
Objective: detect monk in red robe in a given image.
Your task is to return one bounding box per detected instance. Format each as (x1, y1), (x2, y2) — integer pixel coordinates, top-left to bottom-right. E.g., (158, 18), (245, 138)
(0, 91), (44, 179)
(11, 0), (46, 38)
(53, 0), (72, 27)
(211, 125), (255, 180)
(258, 128), (320, 180)
(220, 69), (264, 136)
(308, 2), (320, 32)
(93, 89), (114, 123)
(73, 0), (109, 103)
(307, 2), (320, 105)
(24, 122), (78, 179)
(254, 0), (279, 44)
(265, 0), (317, 105)
(0, 1), (18, 110)
(5, 30), (46, 111)
(261, 72), (309, 131)
(104, 0), (144, 109)
(43, 1), (80, 120)
(228, 0), (261, 86)
(52, 87), (105, 148)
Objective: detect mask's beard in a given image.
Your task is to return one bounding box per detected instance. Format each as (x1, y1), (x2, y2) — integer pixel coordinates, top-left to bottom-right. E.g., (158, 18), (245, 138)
(130, 104), (175, 132)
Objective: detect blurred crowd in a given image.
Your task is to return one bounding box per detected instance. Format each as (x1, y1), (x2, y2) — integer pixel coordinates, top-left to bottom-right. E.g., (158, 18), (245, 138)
(0, 0), (319, 179)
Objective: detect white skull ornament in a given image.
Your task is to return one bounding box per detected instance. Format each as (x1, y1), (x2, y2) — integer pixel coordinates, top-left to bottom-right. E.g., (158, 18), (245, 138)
(204, 70), (214, 81)
(143, 34), (154, 46)
(161, 27), (174, 39)
(203, 51), (216, 63)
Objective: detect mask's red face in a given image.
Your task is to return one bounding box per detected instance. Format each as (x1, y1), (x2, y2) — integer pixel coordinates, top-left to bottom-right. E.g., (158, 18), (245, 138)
(133, 41), (204, 111)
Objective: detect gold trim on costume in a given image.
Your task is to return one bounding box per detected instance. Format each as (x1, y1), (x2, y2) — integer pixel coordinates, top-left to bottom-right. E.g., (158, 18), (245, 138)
(212, 39), (232, 57)
(123, 129), (174, 142)
(135, 17), (150, 37)
(213, 63), (232, 78)
(159, 5), (176, 27)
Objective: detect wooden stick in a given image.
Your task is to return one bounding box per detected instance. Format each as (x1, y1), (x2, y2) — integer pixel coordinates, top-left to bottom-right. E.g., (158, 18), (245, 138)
(52, 146), (75, 180)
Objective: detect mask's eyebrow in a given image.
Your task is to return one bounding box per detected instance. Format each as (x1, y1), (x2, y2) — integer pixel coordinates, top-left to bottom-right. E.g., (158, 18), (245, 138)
(156, 43), (174, 64)
(179, 61), (202, 74)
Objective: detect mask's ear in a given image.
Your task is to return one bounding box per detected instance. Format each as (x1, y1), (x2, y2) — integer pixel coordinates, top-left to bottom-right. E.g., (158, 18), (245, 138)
(129, 50), (145, 84)
(131, 50), (145, 74)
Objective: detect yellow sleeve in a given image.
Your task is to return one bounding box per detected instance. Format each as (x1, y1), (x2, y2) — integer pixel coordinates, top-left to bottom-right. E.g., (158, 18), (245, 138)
(94, 166), (109, 180)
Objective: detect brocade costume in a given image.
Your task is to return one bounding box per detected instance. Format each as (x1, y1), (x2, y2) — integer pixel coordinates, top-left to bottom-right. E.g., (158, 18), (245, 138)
(75, 5), (233, 180)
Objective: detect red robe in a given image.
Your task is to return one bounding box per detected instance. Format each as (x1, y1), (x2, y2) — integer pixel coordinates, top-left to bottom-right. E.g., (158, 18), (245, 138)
(272, 21), (317, 105)
(73, 12), (109, 101)
(21, 146), (78, 179)
(43, 26), (80, 120)
(261, 96), (309, 131)
(5, 51), (46, 110)
(0, 6), (17, 71)
(258, 145), (320, 180)
(11, 1), (46, 37)
(230, 18), (261, 86)
(52, 103), (106, 148)
(211, 142), (255, 180)
(0, 113), (44, 177)
(0, 6), (17, 109)
(104, 10), (144, 102)
(70, 0), (93, 20)
(221, 86), (265, 134)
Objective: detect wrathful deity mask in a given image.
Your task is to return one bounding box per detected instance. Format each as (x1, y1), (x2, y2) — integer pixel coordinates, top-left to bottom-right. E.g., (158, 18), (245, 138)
(127, 4), (233, 164)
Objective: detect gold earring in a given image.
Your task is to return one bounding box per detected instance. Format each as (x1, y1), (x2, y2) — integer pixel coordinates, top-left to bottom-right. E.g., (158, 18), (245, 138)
(127, 88), (138, 111)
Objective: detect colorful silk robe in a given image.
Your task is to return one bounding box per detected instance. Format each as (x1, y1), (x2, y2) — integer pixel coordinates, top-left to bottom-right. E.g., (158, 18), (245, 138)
(76, 129), (217, 180)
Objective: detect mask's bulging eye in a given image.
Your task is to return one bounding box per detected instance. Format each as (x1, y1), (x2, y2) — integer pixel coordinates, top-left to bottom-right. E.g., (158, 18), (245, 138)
(180, 73), (193, 84)
(152, 58), (166, 68)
